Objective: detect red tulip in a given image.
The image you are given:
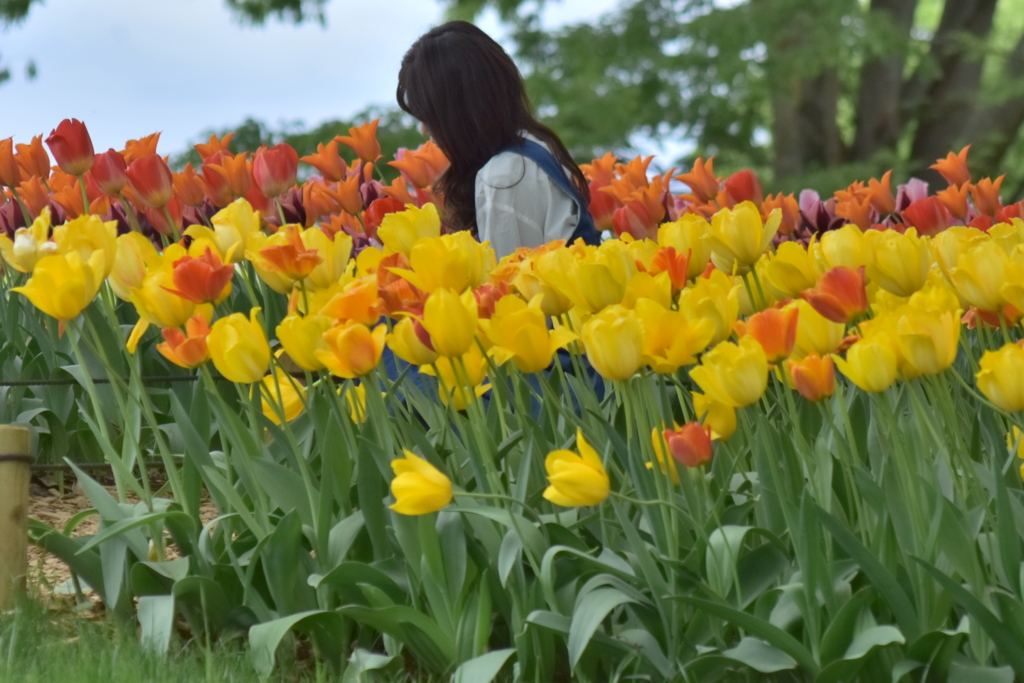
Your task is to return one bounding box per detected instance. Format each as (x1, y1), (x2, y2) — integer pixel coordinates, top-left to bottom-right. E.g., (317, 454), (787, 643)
(126, 154), (174, 209)
(91, 149), (128, 196)
(901, 196), (949, 237)
(45, 119), (95, 175)
(164, 247), (234, 304)
(801, 266), (869, 324)
(252, 143), (299, 199)
(663, 423), (713, 467)
(363, 197), (406, 233)
(723, 169), (763, 207)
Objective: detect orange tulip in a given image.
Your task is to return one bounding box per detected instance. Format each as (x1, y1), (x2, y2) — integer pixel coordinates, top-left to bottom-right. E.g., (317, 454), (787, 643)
(16, 176), (50, 218)
(301, 139), (349, 183)
(316, 321), (387, 378)
(173, 163), (206, 207)
(931, 146), (970, 187)
(380, 174), (418, 206)
(337, 119), (382, 163)
(252, 143), (299, 198)
(0, 138), (22, 187)
(762, 193), (800, 235)
(164, 247), (233, 304)
(734, 306), (798, 364)
(722, 169), (763, 207)
(323, 174), (364, 215)
(45, 119), (94, 176)
(52, 176), (110, 219)
(387, 141), (449, 189)
(126, 154), (174, 209)
(971, 176), (1004, 217)
(206, 151), (253, 198)
(676, 157), (719, 203)
(194, 133), (234, 163)
(320, 277), (382, 325)
(650, 246), (691, 290)
(663, 423), (713, 467)
(258, 224), (323, 281)
(364, 197), (406, 234)
(120, 133), (161, 164)
(935, 184), (970, 219)
(15, 135), (51, 180)
(157, 315), (211, 369)
(801, 266), (868, 324)
(90, 149), (128, 196)
(787, 354), (835, 402)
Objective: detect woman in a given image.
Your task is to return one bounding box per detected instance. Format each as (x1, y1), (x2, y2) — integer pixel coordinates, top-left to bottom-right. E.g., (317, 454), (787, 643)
(396, 21), (600, 260)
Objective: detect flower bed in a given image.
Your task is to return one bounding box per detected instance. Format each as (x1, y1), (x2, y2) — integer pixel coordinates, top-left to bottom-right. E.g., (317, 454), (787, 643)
(3, 120), (1024, 681)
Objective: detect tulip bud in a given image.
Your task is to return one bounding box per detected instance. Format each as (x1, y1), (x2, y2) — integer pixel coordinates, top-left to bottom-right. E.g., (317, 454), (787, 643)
(252, 143), (299, 199)
(389, 449), (453, 515)
(45, 119), (95, 176)
(207, 308), (271, 384)
(126, 154), (174, 209)
(787, 354), (835, 402)
(91, 149), (128, 196)
(663, 423), (713, 467)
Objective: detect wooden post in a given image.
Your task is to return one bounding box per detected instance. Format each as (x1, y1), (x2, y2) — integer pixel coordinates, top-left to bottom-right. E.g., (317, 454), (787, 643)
(0, 425), (31, 609)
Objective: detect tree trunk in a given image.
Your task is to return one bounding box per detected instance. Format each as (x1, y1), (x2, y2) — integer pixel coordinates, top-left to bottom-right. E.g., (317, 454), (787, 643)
(909, 0), (999, 178)
(965, 30), (1024, 177)
(772, 69), (843, 180)
(850, 0), (919, 162)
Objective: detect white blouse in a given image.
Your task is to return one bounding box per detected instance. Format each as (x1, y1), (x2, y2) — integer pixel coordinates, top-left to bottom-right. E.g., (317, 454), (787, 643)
(474, 133), (580, 260)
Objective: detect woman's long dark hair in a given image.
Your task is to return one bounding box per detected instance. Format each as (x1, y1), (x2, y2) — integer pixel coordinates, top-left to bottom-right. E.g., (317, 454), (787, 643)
(397, 20), (589, 232)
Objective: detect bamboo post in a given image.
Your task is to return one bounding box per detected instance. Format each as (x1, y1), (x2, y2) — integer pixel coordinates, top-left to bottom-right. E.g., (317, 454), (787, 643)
(0, 425), (31, 609)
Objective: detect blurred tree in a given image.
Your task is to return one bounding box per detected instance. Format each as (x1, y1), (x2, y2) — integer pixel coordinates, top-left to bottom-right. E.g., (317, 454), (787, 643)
(441, 0), (1024, 195)
(223, 0), (328, 25)
(0, 0), (41, 86)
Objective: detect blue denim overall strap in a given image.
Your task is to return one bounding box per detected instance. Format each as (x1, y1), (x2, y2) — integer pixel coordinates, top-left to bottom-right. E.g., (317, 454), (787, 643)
(501, 138), (601, 246)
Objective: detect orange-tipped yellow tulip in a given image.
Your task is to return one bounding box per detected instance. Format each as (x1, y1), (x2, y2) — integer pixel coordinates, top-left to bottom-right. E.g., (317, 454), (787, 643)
(12, 249), (106, 320)
(787, 354), (835, 402)
(316, 321), (387, 378)
(421, 288), (478, 358)
(543, 428), (610, 507)
(484, 295), (576, 374)
(689, 336), (769, 408)
(581, 305), (644, 381)
(976, 343), (1024, 413)
(129, 246), (202, 329)
(208, 308), (271, 384)
(389, 449), (453, 516)
(319, 276), (382, 325)
(257, 369), (306, 425)
(276, 313), (332, 372)
(301, 227), (353, 290)
(833, 335), (898, 393)
(692, 391), (736, 440)
(708, 202), (780, 275)
(801, 266), (869, 324)
(377, 203), (441, 258)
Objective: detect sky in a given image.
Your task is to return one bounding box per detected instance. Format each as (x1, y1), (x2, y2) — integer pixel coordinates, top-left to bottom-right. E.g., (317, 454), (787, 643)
(0, 0), (625, 157)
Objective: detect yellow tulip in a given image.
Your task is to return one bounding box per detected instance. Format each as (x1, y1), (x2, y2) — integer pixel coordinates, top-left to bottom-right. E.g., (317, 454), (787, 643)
(989, 219), (1024, 255)
(355, 245), (384, 276)
(947, 239), (1010, 312)
(0, 207), (55, 273)
(1008, 426), (1022, 460)
(257, 369), (306, 425)
(792, 300), (846, 358)
(820, 224), (874, 270)
(389, 449), (453, 515)
(208, 308), (271, 384)
(658, 214), (712, 279)
(932, 226), (986, 274)
(108, 232), (161, 301)
(621, 271), (672, 309)
(543, 428), (610, 507)
(677, 269), (740, 345)
(708, 202), (780, 275)
(483, 295), (574, 373)
(420, 343), (490, 411)
(976, 343), (1024, 413)
(387, 317), (439, 366)
(625, 237), (660, 272)
(581, 305), (644, 381)
(52, 214), (118, 279)
(867, 228), (934, 297)
(692, 391), (737, 440)
(185, 198), (260, 263)
(1001, 262), (1024, 316)
(421, 288), (478, 358)
(316, 321), (387, 378)
(377, 203), (441, 258)
(347, 383), (368, 424)
(11, 250), (106, 320)
(512, 263), (574, 317)
(301, 227), (353, 290)
(764, 241), (820, 299)
(276, 313), (331, 371)
(833, 334), (898, 393)
(735, 258), (779, 315)
(129, 246), (199, 329)
(895, 307), (960, 376)
(689, 336), (769, 408)
(635, 298), (716, 373)
(391, 231), (495, 293)
(908, 270), (962, 315)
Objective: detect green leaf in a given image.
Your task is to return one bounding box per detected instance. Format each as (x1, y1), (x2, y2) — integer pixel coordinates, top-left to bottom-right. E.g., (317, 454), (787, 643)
(568, 587), (635, 669)
(341, 649), (401, 683)
(173, 577), (231, 637)
(913, 557), (1024, 679)
(260, 511), (317, 615)
(722, 637), (798, 673)
(313, 561), (406, 605)
(28, 519), (105, 600)
(948, 660), (1015, 683)
(706, 525), (751, 599)
(675, 597), (819, 675)
(138, 595), (175, 655)
(819, 588), (875, 664)
(340, 604), (455, 674)
(327, 512), (364, 568)
(251, 458), (313, 528)
(996, 471), (1021, 596)
(451, 648), (516, 683)
(249, 610), (347, 678)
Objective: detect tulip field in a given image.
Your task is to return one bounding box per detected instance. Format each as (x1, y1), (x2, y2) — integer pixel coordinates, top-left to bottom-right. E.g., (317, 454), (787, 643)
(3, 120), (1024, 682)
